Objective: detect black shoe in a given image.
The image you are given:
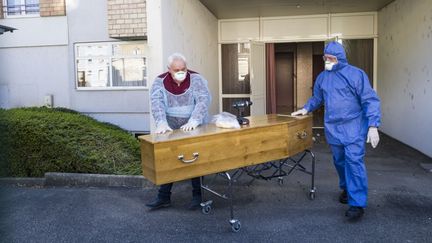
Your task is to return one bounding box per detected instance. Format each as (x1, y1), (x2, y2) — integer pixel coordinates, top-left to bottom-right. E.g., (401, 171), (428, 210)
(145, 198), (171, 209)
(345, 206), (364, 220)
(188, 195), (202, 210)
(339, 190), (348, 204)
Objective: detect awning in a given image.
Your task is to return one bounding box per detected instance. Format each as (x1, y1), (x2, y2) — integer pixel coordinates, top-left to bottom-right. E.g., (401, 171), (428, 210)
(199, 0), (395, 18)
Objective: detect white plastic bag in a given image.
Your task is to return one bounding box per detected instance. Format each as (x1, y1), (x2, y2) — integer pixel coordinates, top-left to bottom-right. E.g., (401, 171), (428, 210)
(212, 112), (240, 129)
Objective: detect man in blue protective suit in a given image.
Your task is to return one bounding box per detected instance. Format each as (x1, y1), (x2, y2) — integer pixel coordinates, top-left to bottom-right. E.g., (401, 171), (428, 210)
(291, 41), (381, 221)
(146, 53), (211, 210)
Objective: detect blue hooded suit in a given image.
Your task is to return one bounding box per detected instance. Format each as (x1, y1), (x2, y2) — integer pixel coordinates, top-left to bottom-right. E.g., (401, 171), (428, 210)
(304, 41), (381, 207)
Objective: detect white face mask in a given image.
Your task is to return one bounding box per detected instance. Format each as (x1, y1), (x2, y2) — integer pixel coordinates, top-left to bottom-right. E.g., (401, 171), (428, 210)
(174, 71), (187, 81)
(325, 61), (336, 71)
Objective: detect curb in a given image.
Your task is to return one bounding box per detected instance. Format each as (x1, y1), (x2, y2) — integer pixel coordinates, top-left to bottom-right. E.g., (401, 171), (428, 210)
(0, 177), (45, 187)
(0, 173), (154, 188)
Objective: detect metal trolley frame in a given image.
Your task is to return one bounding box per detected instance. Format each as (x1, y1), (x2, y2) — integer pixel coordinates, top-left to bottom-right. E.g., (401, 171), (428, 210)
(199, 150), (316, 232)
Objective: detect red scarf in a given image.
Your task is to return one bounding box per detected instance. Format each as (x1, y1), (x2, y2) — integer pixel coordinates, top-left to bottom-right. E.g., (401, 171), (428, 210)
(158, 70), (198, 95)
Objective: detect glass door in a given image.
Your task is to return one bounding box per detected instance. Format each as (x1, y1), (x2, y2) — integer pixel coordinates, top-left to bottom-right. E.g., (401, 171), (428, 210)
(220, 42), (266, 117)
(220, 43), (252, 116)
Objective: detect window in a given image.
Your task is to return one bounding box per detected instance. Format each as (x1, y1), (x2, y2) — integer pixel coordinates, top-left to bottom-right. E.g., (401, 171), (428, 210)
(221, 43), (250, 94)
(220, 43), (251, 115)
(342, 39), (374, 86)
(75, 42), (148, 90)
(2, 0), (39, 17)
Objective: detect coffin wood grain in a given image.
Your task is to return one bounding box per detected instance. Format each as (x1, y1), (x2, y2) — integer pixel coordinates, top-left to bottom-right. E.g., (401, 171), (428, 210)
(139, 114), (312, 185)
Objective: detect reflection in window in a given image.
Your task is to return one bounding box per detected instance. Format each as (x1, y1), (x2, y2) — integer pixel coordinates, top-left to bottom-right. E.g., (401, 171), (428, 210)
(77, 44), (111, 58)
(238, 56), (249, 82)
(113, 44), (146, 56)
(342, 39), (374, 86)
(76, 59), (109, 87)
(112, 58), (147, 87)
(222, 43), (250, 94)
(75, 42), (147, 89)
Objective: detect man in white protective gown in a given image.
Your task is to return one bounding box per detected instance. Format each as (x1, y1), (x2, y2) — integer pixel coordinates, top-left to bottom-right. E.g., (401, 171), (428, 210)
(145, 53), (211, 210)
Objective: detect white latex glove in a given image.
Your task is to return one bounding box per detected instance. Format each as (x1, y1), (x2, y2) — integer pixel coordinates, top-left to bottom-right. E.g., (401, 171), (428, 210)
(291, 108), (308, 116)
(181, 120), (200, 132)
(155, 122), (173, 134)
(367, 127), (380, 148)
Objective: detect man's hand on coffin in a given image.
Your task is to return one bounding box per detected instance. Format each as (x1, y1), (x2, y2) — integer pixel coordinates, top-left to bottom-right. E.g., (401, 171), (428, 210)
(291, 108), (308, 116)
(155, 122), (173, 134)
(181, 120), (199, 132)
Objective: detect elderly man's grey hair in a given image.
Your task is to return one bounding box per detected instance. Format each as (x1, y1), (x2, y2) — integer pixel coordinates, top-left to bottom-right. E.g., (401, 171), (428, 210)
(167, 53), (187, 67)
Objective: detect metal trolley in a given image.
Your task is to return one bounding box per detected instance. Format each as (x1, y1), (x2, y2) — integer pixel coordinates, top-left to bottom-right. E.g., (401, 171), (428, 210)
(199, 150), (316, 232)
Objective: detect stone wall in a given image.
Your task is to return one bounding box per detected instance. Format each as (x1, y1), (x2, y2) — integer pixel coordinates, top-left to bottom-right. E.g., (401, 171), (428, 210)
(107, 0), (147, 40)
(40, 0), (66, 17)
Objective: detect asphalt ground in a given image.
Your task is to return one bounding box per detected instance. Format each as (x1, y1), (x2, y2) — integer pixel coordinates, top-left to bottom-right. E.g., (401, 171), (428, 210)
(1, 132), (432, 242)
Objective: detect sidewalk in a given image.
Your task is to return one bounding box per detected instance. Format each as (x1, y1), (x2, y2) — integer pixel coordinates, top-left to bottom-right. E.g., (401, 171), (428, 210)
(1, 133), (431, 242)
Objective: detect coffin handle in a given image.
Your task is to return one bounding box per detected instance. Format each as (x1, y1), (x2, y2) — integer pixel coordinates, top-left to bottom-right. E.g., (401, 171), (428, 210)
(297, 130), (308, 139)
(178, 152), (199, 163)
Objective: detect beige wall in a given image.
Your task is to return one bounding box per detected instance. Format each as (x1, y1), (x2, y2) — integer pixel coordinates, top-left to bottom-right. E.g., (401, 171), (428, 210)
(0, 16), (68, 48)
(219, 12), (377, 42)
(378, 0), (432, 157)
(145, 0), (219, 131)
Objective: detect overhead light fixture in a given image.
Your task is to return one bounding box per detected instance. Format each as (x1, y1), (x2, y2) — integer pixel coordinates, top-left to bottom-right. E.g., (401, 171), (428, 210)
(296, 4), (301, 8)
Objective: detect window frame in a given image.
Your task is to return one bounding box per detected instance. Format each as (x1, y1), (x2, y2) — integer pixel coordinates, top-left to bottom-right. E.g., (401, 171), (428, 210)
(74, 41), (149, 91)
(2, 0), (40, 18)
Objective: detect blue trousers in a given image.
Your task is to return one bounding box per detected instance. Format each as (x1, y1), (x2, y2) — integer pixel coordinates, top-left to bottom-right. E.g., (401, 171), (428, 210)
(158, 177), (201, 200)
(330, 142), (368, 207)
(158, 117), (202, 201)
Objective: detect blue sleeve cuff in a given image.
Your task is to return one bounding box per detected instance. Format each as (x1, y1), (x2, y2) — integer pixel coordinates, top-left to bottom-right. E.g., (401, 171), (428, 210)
(368, 121), (380, 128)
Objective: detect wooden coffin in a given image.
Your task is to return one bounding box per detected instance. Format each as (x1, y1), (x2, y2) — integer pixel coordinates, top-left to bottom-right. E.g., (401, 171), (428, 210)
(138, 114), (312, 185)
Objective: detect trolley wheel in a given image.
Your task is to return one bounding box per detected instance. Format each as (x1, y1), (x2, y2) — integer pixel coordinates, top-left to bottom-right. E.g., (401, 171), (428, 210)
(201, 204), (211, 215)
(230, 220), (241, 232)
(278, 178), (284, 186)
(309, 191), (316, 200)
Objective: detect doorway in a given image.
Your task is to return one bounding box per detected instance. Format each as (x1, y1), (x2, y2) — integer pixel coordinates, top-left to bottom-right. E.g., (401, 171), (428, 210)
(265, 39), (374, 127)
(219, 39), (374, 127)
(275, 52), (294, 114)
(266, 41), (325, 126)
